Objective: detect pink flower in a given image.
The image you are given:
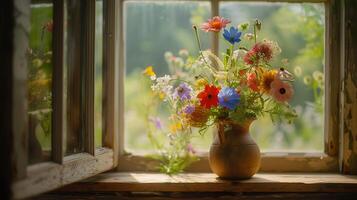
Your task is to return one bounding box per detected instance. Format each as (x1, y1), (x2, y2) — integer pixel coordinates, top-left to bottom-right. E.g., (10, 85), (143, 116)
(270, 79), (294, 102)
(201, 16), (230, 32)
(247, 73), (260, 92)
(244, 42), (273, 65)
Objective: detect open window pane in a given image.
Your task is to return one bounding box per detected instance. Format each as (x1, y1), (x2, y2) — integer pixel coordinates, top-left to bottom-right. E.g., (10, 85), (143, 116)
(28, 1), (53, 164)
(64, 0), (84, 155)
(124, 1), (211, 152)
(95, 0), (104, 147)
(219, 2), (325, 152)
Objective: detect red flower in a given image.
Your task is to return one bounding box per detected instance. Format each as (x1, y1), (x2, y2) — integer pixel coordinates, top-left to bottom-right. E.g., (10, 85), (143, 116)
(43, 20), (53, 32)
(197, 85), (220, 109)
(247, 73), (260, 92)
(243, 50), (256, 65)
(244, 42), (273, 65)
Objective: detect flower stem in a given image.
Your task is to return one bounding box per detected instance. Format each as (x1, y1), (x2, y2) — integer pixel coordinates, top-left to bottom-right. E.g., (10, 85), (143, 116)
(193, 25), (203, 52)
(253, 23), (257, 44)
(193, 25), (215, 71)
(230, 44), (234, 69)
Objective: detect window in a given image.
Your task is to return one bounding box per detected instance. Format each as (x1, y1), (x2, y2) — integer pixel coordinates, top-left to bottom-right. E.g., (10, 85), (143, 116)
(12, 0), (119, 198)
(120, 0), (338, 172)
(9, 0), (355, 198)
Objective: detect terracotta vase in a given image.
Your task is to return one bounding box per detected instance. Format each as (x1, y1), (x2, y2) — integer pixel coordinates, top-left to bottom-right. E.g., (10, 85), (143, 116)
(209, 120), (261, 179)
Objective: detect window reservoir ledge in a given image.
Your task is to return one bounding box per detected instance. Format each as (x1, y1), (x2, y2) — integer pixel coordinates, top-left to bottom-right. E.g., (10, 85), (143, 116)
(57, 172), (357, 193)
(116, 152), (338, 173)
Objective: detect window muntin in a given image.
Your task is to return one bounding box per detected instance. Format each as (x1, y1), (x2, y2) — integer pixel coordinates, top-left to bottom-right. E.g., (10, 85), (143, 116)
(95, 0), (104, 147)
(64, 0), (85, 155)
(124, 1), (325, 153)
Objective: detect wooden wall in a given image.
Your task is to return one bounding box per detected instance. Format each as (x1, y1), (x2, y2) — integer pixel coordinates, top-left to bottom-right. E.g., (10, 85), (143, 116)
(340, 0), (357, 174)
(0, 0), (15, 199)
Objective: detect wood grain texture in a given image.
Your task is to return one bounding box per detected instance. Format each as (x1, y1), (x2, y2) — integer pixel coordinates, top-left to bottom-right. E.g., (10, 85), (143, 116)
(12, 0), (31, 180)
(57, 172), (357, 193)
(340, 0), (357, 174)
(117, 0), (126, 157)
(325, 0), (341, 157)
(65, 0), (83, 155)
(117, 152), (338, 172)
(211, 0), (219, 56)
(122, 0), (327, 2)
(12, 148), (114, 199)
(83, 0), (96, 155)
(32, 192), (357, 200)
(0, 0), (15, 199)
(103, 0), (119, 166)
(52, 0), (65, 164)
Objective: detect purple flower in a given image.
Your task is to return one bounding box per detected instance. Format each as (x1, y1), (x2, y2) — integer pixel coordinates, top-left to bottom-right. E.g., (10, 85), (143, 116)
(173, 83), (192, 101)
(149, 116), (163, 130)
(218, 87), (240, 110)
(183, 105), (195, 114)
(187, 143), (196, 154)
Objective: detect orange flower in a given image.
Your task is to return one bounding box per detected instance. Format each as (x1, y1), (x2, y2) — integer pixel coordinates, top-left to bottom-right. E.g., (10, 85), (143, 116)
(200, 16), (230, 32)
(260, 70), (277, 93)
(186, 106), (209, 128)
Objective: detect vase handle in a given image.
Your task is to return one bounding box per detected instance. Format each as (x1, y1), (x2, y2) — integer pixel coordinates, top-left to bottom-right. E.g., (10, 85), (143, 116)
(218, 123), (225, 144)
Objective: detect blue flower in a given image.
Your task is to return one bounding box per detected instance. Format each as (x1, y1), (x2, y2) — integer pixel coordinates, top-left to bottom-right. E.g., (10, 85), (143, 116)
(218, 87), (240, 110)
(223, 27), (242, 45)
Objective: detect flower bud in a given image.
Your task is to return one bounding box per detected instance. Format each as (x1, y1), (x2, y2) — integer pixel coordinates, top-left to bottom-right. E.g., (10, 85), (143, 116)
(255, 19), (262, 31)
(238, 22), (249, 31)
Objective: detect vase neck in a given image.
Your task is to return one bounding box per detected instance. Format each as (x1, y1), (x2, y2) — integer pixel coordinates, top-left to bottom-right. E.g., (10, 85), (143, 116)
(214, 119), (256, 145)
(217, 120), (254, 135)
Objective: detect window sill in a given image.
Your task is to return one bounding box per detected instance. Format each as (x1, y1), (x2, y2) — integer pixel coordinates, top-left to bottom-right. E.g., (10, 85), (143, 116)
(58, 172), (357, 193)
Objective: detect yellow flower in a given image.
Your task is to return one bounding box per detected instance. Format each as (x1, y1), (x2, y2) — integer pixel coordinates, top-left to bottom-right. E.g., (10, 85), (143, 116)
(260, 70), (277, 93)
(143, 66), (156, 77)
(158, 92), (166, 100)
(195, 78), (208, 89)
(170, 122), (182, 134)
(312, 71), (324, 83)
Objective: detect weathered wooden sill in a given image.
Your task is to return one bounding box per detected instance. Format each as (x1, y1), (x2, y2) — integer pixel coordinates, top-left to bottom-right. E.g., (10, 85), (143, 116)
(57, 172), (357, 193)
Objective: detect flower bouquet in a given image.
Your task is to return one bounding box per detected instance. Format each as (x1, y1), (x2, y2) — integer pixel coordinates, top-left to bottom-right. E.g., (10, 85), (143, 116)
(144, 16), (297, 179)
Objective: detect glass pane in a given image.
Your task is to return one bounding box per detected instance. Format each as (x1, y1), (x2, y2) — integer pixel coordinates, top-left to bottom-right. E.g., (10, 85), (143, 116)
(219, 3), (325, 152)
(124, 1), (211, 152)
(95, 0), (104, 147)
(28, 1), (53, 164)
(64, 0), (84, 155)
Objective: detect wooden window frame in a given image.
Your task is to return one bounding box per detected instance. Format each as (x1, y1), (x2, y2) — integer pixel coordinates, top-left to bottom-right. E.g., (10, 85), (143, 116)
(5, 0), (356, 198)
(117, 0), (341, 173)
(11, 0), (120, 199)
